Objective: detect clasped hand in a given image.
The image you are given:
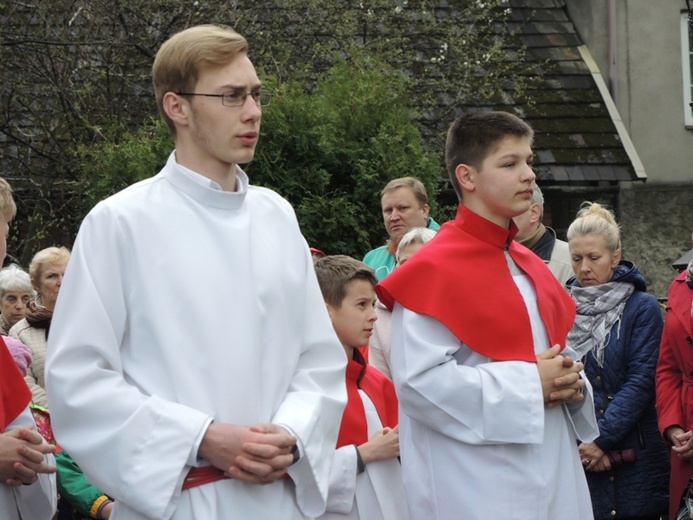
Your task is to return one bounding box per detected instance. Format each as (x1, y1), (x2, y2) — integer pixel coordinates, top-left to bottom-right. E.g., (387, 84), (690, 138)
(358, 426), (400, 464)
(0, 427), (56, 487)
(578, 442), (611, 472)
(667, 426), (693, 461)
(198, 423), (297, 485)
(537, 345), (586, 408)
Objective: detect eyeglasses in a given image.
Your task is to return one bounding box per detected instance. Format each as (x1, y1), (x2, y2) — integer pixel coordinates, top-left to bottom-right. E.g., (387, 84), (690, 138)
(175, 90), (272, 108)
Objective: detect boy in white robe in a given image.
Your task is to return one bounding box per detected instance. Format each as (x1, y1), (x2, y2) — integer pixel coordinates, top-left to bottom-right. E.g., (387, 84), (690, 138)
(45, 25), (347, 520)
(376, 111), (599, 520)
(314, 256), (409, 520)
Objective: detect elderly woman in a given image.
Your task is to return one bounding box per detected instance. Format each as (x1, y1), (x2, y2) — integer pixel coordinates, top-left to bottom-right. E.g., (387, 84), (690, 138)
(566, 202), (668, 520)
(0, 264), (35, 334)
(369, 227), (436, 379)
(10, 246), (70, 409)
(655, 224), (693, 519)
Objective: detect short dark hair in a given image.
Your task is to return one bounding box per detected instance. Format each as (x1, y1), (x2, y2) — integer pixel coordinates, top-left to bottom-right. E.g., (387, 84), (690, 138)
(445, 111), (534, 200)
(314, 255), (377, 309)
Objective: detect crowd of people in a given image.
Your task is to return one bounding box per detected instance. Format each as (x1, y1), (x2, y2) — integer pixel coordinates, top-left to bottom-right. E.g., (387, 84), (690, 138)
(0, 22), (690, 520)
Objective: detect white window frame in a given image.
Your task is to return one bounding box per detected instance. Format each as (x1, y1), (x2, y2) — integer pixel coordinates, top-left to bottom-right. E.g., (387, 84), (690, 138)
(681, 12), (693, 128)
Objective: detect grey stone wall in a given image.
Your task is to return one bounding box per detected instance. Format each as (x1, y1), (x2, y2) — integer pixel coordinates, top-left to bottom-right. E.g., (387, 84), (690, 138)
(619, 182), (693, 300)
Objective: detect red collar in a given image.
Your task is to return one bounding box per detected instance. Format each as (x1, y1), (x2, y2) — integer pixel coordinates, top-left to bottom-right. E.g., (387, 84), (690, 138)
(336, 349), (399, 447)
(668, 271), (693, 336)
(376, 204), (576, 362)
(0, 337), (32, 431)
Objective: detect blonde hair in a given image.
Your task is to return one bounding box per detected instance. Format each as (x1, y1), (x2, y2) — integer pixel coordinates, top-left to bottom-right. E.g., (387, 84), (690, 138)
(0, 177), (17, 222)
(381, 177), (429, 208)
(152, 24), (249, 135)
(567, 202), (621, 255)
(29, 246), (71, 284)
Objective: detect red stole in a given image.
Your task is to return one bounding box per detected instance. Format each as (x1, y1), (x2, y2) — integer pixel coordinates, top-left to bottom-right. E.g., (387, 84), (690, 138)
(376, 204), (576, 362)
(0, 336), (32, 432)
(336, 349), (399, 448)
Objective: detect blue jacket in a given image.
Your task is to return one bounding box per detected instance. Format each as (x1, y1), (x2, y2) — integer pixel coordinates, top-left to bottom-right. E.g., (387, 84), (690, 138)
(568, 261), (669, 519)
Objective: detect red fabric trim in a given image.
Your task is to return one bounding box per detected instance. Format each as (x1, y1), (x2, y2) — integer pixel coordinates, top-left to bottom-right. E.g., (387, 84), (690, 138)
(182, 466), (230, 490)
(669, 271), (693, 339)
(357, 344), (369, 363)
(376, 204), (576, 362)
(0, 336), (32, 432)
(654, 271), (693, 517)
(336, 349), (399, 448)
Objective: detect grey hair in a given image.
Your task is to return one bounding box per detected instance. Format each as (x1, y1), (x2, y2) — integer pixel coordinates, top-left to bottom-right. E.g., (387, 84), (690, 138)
(531, 184), (545, 207)
(396, 227), (437, 262)
(0, 264), (35, 299)
(530, 184), (545, 219)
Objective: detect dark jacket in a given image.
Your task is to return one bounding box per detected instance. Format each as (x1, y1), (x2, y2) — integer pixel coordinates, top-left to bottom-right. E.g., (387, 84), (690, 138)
(568, 261), (669, 519)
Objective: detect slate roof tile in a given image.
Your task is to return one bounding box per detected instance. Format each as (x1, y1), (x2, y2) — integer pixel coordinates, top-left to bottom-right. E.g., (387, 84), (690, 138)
(502, 0), (638, 183)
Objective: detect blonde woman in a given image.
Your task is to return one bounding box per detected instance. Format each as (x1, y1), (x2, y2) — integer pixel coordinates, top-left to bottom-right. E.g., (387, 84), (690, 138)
(10, 247), (70, 408)
(566, 202), (668, 520)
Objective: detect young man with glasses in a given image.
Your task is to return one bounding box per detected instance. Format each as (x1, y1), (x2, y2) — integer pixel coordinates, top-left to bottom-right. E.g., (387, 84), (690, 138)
(46, 24), (347, 520)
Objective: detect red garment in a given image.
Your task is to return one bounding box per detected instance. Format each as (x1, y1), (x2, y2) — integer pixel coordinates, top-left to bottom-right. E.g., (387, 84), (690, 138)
(336, 349), (398, 448)
(376, 204), (576, 362)
(0, 336), (32, 432)
(655, 270), (693, 517)
(357, 344), (369, 363)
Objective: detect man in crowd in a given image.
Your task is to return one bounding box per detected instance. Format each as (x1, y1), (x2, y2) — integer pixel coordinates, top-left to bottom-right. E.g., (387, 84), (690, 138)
(46, 24), (347, 520)
(513, 183), (573, 284)
(363, 177), (440, 281)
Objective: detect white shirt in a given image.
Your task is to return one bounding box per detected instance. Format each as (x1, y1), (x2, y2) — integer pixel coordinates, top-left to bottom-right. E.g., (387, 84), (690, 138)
(46, 153), (347, 520)
(391, 261), (598, 520)
(0, 406), (56, 520)
(319, 389), (409, 520)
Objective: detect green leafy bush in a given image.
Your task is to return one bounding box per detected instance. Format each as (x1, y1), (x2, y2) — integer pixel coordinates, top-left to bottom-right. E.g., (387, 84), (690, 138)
(249, 53), (441, 257)
(77, 54), (440, 258)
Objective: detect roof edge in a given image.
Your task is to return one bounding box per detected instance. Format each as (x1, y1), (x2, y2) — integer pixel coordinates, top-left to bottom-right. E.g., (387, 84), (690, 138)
(577, 44), (647, 181)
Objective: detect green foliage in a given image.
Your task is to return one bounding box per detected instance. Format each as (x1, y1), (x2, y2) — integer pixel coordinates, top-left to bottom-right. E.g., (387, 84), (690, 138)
(242, 0), (538, 146)
(74, 118), (172, 214)
(249, 53), (440, 257)
(74, 56), (439, 258)
(1, 0), (539, 259)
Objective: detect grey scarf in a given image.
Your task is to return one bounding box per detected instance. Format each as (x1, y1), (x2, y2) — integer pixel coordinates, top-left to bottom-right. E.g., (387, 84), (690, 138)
(567, 281), (634, 366)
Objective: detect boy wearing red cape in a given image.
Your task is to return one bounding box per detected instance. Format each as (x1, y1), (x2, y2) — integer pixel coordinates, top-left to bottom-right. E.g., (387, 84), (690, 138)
(314, 255), (408, 520)
(376, 112), (598, 520)
(0, 177), (56, 519)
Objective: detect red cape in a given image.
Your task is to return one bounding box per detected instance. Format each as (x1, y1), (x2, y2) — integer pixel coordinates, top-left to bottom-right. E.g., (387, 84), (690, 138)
(337, 349), (399, 448)
(0, 336), (32, 432)
(376, 204), (576, 362)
